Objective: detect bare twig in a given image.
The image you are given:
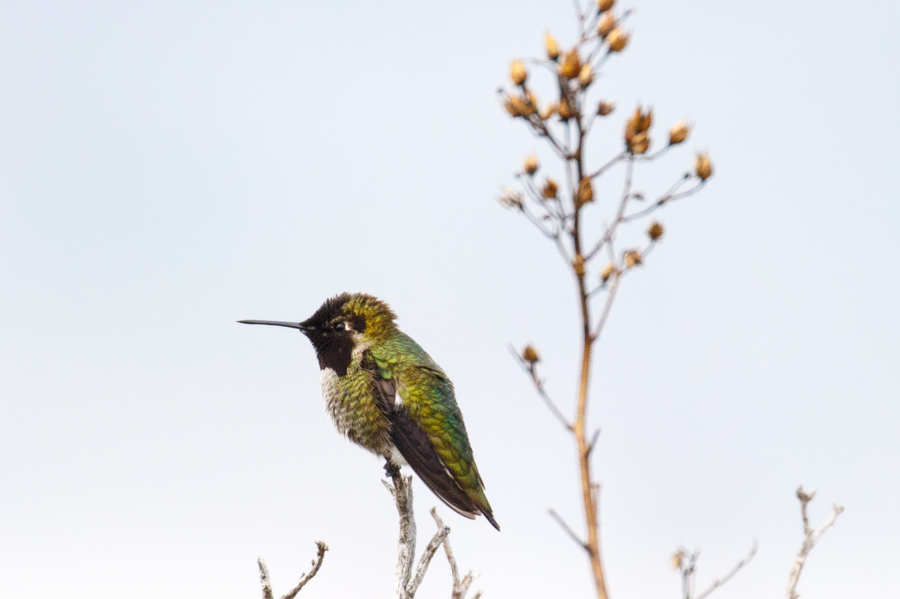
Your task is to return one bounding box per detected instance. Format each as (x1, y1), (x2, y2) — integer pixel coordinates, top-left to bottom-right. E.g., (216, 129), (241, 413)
(786, 486), (844, 599)
(383, 468), (417, 599)
(431, 509), (481, 599)
(259, 558), (274, 599)
(257, 542), (328, 599)
(406, 525), (451, 596)
(510, 345), (573, 431)
(586, 427), (601, 456)
(694, 540), (757, 599)
(588, 151), (626, 180)
(549, 508), (587, 549)
(622, 175), (705, 223)
(592, 270), (622, 341)
(384, 466), (457, 599)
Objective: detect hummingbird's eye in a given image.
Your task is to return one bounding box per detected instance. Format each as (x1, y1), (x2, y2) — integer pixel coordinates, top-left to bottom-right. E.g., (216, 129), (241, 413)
(334, 322), (346, 332)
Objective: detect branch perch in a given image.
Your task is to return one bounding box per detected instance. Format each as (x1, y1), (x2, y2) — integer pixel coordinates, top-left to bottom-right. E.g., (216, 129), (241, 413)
(383, 463), (452, 599)
(258, 541), (328, 599)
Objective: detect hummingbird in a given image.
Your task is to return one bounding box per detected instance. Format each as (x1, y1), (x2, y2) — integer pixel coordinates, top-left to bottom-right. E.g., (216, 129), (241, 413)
(239, 292), (499, 530)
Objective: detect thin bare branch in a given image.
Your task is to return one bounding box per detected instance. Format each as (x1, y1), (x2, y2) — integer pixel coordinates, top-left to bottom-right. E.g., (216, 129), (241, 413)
(588, 151), (626, 180)
(572, 0), (585, 25)
(510, 345), (573, 431)
(584, 157), (634, 262)
(531, 117), (572, 159)
(587, 427), (601, 456)
(406, 525), (451, 597)
(281, 543), (329, 599)
(694, 540), (757, 599)
(431, 509), (481, 599)
(592, 269), (622, 341)
(258, 558), (274, 599)
(622, 175), (705, 223)
(786, 487), (844, 599)
(634, 141), (673, 162)
(549, 508), (587, 550)
(258, 542), (328, 599)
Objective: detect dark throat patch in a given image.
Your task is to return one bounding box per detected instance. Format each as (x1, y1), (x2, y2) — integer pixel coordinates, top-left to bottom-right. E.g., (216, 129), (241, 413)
(310, 334), (354, 376)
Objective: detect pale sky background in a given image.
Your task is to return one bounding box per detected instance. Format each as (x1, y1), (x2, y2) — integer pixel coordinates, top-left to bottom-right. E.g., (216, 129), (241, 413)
(1, 1), (898, 598)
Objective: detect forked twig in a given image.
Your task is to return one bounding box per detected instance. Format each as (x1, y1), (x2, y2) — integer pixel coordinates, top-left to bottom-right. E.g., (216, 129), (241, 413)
(257, 542), (328, 599)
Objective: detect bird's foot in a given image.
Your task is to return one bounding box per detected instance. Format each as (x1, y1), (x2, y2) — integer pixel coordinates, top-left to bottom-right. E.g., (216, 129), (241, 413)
(383, 459), (400, 479)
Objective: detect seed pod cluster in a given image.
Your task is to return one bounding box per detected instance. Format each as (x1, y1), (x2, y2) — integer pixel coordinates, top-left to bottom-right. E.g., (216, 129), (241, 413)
(624, 106), (653, 154)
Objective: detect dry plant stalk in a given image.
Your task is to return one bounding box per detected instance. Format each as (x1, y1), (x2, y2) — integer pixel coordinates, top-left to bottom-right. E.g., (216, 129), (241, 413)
(500, 2), (712, 597)
(785, 486), (844, 599)
(257, 541), (328, 599)
(670, 541), (757, 599)
(383, 465), (452, 599)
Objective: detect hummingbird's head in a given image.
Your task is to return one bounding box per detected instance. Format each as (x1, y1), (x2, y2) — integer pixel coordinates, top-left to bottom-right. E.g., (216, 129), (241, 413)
(239, 292), (396, 375)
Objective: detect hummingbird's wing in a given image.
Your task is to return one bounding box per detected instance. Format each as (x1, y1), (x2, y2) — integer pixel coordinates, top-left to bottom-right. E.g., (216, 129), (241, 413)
(363, 345), (499, 530)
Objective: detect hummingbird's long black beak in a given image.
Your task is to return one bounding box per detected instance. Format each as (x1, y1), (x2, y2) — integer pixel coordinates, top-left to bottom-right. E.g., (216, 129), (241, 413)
(238, 319), (309, 332)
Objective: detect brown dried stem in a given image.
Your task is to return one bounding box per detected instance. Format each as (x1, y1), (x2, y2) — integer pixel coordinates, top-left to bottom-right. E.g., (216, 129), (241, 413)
(257, 542), (328, 599)
(500, 4), (712, 599)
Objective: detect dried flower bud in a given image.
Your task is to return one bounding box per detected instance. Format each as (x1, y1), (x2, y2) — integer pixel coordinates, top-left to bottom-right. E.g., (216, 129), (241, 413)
(669, 121), (689, 145)
(601, 262), (616, 282)
(597, 11), (616, 37)
(625, 106), (652, 137)
(624, 249), (643, 268)
(573, 254), (586, 277)
(540, 103), (557, 120)
(607, 28), (629, 52)
(522, 344), (540, 364)
(559, 49), (581, 79)
(630, 131), (649, 154)
(597, 0), (615, 11)
(670, 551), (684, 571)
(625, 106), (653, 152)
(577, 177), (594, 205)
(510, 59), (528, 86)
(695, 153), (713, 180)
(647, 222), (664, 241)
(542, 178), (558, 199)
(503, 94), (526, 117)
(597, 101), (615, 116)
(545, 33), (560, 60)
(578, 64), (594, 88)
(557, 97), (574, 120)
(523, 154), (539, 175)
(503, 98), (519, 117)
(498, 187), (523, 209)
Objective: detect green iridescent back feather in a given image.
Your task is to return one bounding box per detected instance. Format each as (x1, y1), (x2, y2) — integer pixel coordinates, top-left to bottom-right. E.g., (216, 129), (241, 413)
(371, 331), (491, 511)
